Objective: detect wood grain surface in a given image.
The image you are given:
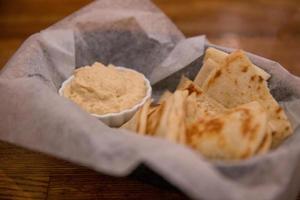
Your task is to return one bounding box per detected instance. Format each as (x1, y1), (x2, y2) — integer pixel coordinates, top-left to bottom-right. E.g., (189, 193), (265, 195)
(0, 0), (299, 199)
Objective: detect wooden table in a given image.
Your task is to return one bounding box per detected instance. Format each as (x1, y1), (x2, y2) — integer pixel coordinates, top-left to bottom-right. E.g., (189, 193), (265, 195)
(0, 0), (299, 199)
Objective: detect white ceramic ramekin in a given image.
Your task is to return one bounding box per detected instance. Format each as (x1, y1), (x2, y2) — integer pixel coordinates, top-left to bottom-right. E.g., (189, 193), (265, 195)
(59, 67), (152, 127)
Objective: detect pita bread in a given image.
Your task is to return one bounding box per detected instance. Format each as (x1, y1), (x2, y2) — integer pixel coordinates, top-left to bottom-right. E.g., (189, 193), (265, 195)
(121, 48), (289, 160)
(121, 109), (140, 132)
(148, 105), (159, 116)
(121, 99), (151, 134)
(177, 76), (226, 116)
(202, 50), (292, 147)
(204, 48), (228, 65)
(136, 100), (151, 135)
(177, 75), (193, 91)
(186, 101), (268, 160)
(158, 90), (172, 104)
(255, 127), (272, 155)
(202, 47), (271, 81)
(194, 58), (219, 87)
(146, 104), (164, 136)
(185, 92), (199, 124)
(154, 90), (188, 144)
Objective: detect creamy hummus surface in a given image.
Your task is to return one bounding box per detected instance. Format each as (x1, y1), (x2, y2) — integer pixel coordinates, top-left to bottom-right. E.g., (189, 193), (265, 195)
(63, 62), (147, 115)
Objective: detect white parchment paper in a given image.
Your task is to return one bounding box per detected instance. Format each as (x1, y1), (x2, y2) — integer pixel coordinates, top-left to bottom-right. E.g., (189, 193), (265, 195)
(1, 1), (300, 199)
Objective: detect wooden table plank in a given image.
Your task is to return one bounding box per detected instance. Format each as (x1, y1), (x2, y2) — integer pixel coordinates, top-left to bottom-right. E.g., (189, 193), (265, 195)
(0, 0), (300, 199)
(1, 0), (299, 76)
(47, 174), (186, 200)
(0, 0), (93, 38)
(0, 141), (188, 200)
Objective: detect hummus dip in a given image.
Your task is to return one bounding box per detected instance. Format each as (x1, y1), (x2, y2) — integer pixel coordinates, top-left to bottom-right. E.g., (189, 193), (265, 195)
(63, 62), (147, 115)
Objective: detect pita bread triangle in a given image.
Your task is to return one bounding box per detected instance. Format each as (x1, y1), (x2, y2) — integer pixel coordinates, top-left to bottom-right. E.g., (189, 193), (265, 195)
(202, 50), (292, 147)
(202, 47), (271, 81)
(186, 101), (268, 160)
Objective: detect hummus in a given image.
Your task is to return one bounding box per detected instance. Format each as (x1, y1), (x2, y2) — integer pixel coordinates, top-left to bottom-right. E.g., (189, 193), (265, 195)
(63, 62), (147, 115)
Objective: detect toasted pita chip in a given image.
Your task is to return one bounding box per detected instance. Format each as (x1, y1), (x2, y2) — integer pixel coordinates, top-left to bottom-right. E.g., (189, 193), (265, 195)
(203, 47), (271, 81)
(177, 75), (193, 90)
(177, 77), (226, 116)
(194, 59), (219, 87)
(136, 100), (151, 135)
(202, 50), (292, 147)
(185, 92), (199, 125)
(121, 99), (151, 134)
(148, 105), (158, 116)
(186, 101), (268, 160)
(255, 127), (272, 155)
(155, 90), (188, 144)
(177, 75), (203, 94)
(158, 90), (172, 104)
(184, 92), (225, 129)
(194, 92), (226, 116)
(146, 104), (164, 136)
(121, 109), (140, 132)
(204, 48), (228, 65)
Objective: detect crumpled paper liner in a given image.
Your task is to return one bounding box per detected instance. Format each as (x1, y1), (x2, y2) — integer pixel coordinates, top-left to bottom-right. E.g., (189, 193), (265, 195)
(1, 0), (300, 199)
